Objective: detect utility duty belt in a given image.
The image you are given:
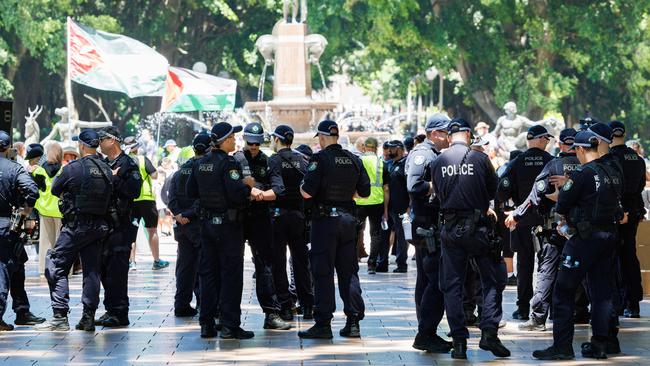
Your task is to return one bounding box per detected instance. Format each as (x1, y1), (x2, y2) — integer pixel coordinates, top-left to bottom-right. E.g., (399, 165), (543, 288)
(572, 221), (617, 240)
(312, 204), (353, 219)
(200, 208), (242, 224)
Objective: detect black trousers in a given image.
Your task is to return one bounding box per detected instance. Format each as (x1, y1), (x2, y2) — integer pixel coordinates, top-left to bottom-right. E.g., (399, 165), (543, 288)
(198, 220), (244, 328)
(440, 224), (507, 340)
(0, 221), (25, 319)
(310, 213), (365, 324)
(411, 215), (445, 335)
(174, 220), (201, 310)
(510, 224), (535, 312)
(10, 260), (30, 314)
(552, 231), (615, 348)
(45, 219), (108, 313)
(530, 240), (562, 323)
(272, 210), (313, 309)
(357, 204), (388, 269)
(101, 222), (137, 315)
(618, 219), (643, 308)
(243, 214), (281, 314)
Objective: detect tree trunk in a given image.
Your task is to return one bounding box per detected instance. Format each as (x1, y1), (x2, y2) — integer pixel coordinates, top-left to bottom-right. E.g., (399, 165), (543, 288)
(454, 59), (502, 124)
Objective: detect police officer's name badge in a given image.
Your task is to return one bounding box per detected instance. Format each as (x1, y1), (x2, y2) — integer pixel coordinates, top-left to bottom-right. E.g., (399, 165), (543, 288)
(563, 179), (573, 191)
(229, 169), (241, 180)
(308, 161), (318, 171)
(413, 155), (425, 166)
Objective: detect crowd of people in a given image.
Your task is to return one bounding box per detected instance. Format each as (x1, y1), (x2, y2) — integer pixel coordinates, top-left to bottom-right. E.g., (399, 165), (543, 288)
(0, 112), (646, 361)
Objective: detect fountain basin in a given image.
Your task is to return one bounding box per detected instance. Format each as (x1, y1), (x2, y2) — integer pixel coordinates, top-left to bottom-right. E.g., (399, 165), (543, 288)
(244, 98), (337, 133)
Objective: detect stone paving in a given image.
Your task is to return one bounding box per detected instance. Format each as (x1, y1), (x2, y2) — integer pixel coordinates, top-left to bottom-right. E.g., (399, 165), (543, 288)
(1, 234), (649, 365)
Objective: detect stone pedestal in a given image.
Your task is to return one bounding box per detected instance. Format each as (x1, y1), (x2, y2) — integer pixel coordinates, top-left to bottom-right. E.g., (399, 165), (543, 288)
(273, 23), (311, 99)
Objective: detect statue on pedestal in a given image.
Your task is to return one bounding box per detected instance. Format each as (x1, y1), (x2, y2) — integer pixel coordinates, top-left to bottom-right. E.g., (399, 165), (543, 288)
(283, 0), (307, 23)
(41, 107), (112, 145)
(492, 101), (536, 152)
(24, 105), (42, 145)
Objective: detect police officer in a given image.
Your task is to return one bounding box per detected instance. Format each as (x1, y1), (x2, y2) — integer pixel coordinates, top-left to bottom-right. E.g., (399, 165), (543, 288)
(233, 122), (290, 330)
(386, 140), (409, 272)
(431, 119), (509, 360)
(505, 128), (580, 331)
(298, 120), (370, 339)
(533, 131), (623, 360)
(497, 125), (553, 320)
(268, 125), (314, 321)
(167, 133), (211, 317)
(608, 121), (646, 318)
(36, 129), (113, 331)
(405, 113), (452, 353)
(95, 126), (142, 327)
(186, 122), (255, 339)
(0, 131), (39, 331)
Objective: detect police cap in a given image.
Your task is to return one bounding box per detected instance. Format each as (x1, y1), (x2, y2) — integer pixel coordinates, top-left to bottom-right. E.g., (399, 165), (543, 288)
(122, 136), (140, 150)
(72, 129), (101, 148)
(385, 139), (404, 149)
(447, 118), (472, 134)
(314, 120), (339, 137)
(295, 144), (313, 157)
(559, 128), (577, 145)
(25, 143), (44, 160)
(609, 120), (625, 137)
(192, 132), (212, 153)
(98, 126), (122, 142)
(211, 122), (242, 143)
(0, 130), (9, 149)
(569, 131), (599, 150)
(425, 113), (451, 132)
(526, 125), (552, 140)
(271, 125), (294, 142)
(403, 137), (414, 151)
(587, 122), (613, 144)
(243, 122), (265, 144)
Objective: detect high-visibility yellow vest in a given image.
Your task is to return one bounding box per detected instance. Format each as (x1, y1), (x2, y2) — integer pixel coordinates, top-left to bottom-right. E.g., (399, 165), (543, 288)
(134, 155), (155, 202)
(355, 154), (384, 206)
(32, 166), (63, 218)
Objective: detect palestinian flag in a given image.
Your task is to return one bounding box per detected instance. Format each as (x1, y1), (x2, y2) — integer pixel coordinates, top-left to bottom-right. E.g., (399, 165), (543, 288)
(162, 67), (237, 112)
(67, 18), (168, 98)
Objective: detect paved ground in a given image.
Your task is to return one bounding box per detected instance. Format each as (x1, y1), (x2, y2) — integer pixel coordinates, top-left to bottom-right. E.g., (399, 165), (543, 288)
(1, 233), (649, 366)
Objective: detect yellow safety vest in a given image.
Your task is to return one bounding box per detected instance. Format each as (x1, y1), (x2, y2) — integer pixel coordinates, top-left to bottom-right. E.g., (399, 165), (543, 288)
(355, 154), (384, 206)
(134, 155), (156, 202)
(32, 166), (63, 218)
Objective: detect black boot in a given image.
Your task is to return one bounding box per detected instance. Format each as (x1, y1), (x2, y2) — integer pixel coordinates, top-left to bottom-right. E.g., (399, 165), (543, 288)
(412, 332), (452, 353)
(75, 308), (96, 331)
(339, 316), (360, 338)
(264, 313), (292, 330)
(478, 329), (510, 357)
(302, 306), (313, 320)
(220, 326), (254, 339)
(532, 345), (575, 360)
(581, 337), (608, 359)
(279, 307), (294, 321)
(14, 311), (45, 325)
(174, 307), (198, 317)
(96, 312), (129, 327)
(200, 323), (218, 338)
(511, 308), (529, 320)
(0, 319), (14, 331)
(298, 323), (333, 339)
(451, 338), (467, 359)
(606, 336), (621, 354)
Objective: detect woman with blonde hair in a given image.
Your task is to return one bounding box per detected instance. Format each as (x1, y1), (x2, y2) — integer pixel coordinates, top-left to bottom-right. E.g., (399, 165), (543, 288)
(32, 141), (64, 275)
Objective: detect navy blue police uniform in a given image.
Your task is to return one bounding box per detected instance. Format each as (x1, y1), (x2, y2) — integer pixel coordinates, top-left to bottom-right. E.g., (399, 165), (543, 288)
(405, 113), (451, 352)
(96, 127), (142, 327)
(186, 122), (254, 339)
(512, 128), (580, 329)
(41, 130), (113, 331)
(167, 133), (211, 317)
(608, 121), (646, 318)
(431, 119), (510, 359)
(0, 131), (39, 331)
(386, 140), (409, 272)
(533, 131), (623, 360)
(298, 120), (370, 339)
(497, 125), (553, 320)
(234, 122), (288, 328)
(268, 125), (314, 320)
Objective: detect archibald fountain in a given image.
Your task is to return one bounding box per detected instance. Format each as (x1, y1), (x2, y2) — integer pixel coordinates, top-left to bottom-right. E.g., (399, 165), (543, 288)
(244, 0), (338, 133)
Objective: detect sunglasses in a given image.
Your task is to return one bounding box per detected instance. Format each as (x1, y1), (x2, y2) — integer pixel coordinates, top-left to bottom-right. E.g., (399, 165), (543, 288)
(247, 142), (260, 146)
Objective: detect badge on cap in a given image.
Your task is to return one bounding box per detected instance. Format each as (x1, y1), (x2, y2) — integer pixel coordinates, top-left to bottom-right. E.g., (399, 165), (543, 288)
(536, 180), (546, 192)
(413, 155), (425, 166)
(229, 169), (241, 180)
(308, 161), (318, 171)
(563, 179), (573, 191)
(252, 125), (261, 133)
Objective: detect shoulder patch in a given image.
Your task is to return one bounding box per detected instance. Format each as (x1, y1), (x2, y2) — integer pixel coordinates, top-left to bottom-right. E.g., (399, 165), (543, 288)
(413, 155), (426, 166)
(563, 179), (573, 191)
(132, 171), (142, 180)
(308, 161), (318, 171)
(229, 169), (241, 180)
(502, 178), (510, 188)
(536, 180), (546, 192)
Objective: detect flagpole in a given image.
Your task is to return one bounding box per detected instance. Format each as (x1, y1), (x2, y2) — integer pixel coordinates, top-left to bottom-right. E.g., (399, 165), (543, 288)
(65, 17), (78, 123)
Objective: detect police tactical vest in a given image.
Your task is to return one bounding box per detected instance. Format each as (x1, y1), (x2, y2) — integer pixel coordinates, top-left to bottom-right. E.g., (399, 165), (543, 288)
(174, 158), (196, 210)
(569, 162), (622, 225)
(319, 148), (359, 204)
(75, 156), (113, 216)
(196, 153), (228, 212)
(355, 154), (384, 206)
(275, 150), (305, 207)
(611, 145), (645, 209)
(33, 166), (63, 218)
(134, 155), (155, 202)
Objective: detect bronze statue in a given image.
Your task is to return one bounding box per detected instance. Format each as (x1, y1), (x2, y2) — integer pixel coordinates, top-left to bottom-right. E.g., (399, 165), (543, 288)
(284, 0), (307, 23)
